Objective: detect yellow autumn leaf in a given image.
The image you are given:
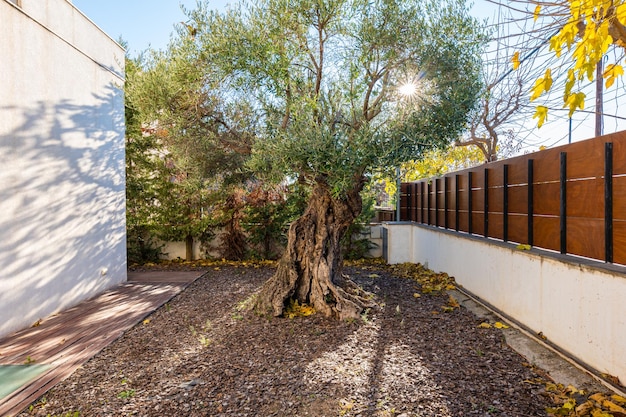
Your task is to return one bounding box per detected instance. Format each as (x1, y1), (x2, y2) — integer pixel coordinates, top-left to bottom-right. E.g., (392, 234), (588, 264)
(413, 293), (421, 298)
(590, 393), (607, 403)
(533, 106), (549, 128)
(142, 319), (151, 325)
(511, 51), (520, 70)
(575, 400), (594, 415)
(478, 322), (492, 329)
(564, 69), (576, 97)
(603, 64), (624, 89)
(533, 4), (541, 21)
(603, 400), (626, 414)
(368, 273), (380, 278)
(564, 92), (586, 118)
(494, 321), (510, 329)
(565, 384), (583, 395)
(517, 244), (531, 250)
(612, 394), (626, 404)
(561, 399), (576, 411)
(600, 372), (621, 385)
(531, 68), (552, 101)
(448, 295), (460, 308)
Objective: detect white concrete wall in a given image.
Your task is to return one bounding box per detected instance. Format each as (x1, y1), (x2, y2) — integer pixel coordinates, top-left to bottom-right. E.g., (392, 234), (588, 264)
(384, 223), (626, 387)
(0, 0), (126, 338)
(159, 240), (210, 261)
(158, 224), (385, 261)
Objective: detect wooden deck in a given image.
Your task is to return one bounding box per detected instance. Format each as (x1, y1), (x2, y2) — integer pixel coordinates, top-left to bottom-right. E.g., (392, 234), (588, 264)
(0, 270), (205, 417)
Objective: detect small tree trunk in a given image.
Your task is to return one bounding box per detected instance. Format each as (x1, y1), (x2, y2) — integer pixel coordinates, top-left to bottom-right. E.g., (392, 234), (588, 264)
(253, 177), (372, 320)
(185, 234), (194, 261)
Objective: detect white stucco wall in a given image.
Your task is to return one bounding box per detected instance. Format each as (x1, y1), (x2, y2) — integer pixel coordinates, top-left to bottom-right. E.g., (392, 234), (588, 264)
(0, 0), (126, 338)
(384, 223), (626, 387)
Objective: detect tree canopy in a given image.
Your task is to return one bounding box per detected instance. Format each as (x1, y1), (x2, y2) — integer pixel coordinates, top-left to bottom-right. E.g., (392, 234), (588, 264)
(186, 0), (485, 191)
(176, 0), (487, 318)
(526, 0), (626, 127)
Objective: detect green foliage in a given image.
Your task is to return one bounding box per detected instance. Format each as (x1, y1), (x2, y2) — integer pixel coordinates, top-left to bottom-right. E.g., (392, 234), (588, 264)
(124, 29), (255, 260)
(116, 389), (135, 399)
(188, 0), (486, 196)
(126, 0), (486, 269)
(126, 226), (164, 264)
(215, 188), (248, 260)
(242, 182), (308, 259)
(341, 195), (377, 260)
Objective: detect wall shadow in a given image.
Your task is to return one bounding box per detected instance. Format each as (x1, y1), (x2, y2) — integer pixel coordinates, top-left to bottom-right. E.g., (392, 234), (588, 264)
(0, 83), (127, 338)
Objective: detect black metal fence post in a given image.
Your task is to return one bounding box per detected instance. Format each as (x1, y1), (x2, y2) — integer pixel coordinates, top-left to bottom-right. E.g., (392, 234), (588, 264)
(560, 152), (567, 254)
(426, 182), (430, 225)
(468, 171), (473, 235)
(455, 175), (460, 232)
(484, 168), (489, 238)
(435, 180), (439, 226)
(605, 142), (613, 263)
(420, 181), (425, 224)
(503, 164), (509, 242)
(444, 176), (449, 229)
(528, 159), (534, 246)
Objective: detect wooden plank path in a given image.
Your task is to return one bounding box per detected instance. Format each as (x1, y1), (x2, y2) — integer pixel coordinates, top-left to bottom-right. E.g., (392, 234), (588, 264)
(0, 270), (205, 417)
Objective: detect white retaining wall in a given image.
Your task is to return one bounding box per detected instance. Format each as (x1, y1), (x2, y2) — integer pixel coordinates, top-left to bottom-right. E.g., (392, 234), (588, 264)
(384, 222), (626, 386)
(0, 0), (126, 339)
(159, 224), (385, 260)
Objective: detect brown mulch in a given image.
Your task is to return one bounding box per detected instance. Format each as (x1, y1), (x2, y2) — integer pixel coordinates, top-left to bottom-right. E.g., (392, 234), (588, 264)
(19, 262), (554, 417)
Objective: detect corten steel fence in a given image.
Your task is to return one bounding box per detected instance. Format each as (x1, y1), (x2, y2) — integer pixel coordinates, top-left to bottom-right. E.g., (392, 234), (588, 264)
(399, 130), (626, 265)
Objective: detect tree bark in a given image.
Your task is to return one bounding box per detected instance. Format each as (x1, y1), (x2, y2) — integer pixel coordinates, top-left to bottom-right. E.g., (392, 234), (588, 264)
(253, 177), (372, 320)
(185, 234), (194, 261)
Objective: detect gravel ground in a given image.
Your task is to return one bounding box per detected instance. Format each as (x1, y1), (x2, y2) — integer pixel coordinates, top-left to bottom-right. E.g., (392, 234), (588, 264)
(19, 262), (554, 417)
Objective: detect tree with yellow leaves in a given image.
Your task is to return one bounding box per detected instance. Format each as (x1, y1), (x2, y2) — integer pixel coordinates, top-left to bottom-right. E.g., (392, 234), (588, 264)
(528, 0), (626, 127)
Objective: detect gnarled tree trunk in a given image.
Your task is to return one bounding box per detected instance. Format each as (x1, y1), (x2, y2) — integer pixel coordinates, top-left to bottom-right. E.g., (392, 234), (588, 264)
(253, 177), (372, 320)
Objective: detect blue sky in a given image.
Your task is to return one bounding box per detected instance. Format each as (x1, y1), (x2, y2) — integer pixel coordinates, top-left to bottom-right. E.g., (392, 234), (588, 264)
(70, 1), (625, 148)
(72, 0), (231, 56)
(73, 1), (491, 57)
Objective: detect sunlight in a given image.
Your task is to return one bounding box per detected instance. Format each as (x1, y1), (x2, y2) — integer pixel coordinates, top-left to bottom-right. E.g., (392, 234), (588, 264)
(398, 82), (418, 97)
(303, 318), (452, 415)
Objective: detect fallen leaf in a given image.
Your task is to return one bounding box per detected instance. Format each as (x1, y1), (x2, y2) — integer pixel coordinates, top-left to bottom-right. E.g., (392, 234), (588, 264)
(612, 395), (626, 404)
(516, 244), (532, 251)
(142, 319), (151, 325)
(494, 322), (509, 329)
(590, 393), (607, 403)
(368, 273), (380, 278)
(603, 400), (626, 414)
(575, 400), (594, 414)
(448, 295), (460, 308)
(478, 322), (492, 329)
(413, 293), (421, 298)
(601, 373), (621, 386)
